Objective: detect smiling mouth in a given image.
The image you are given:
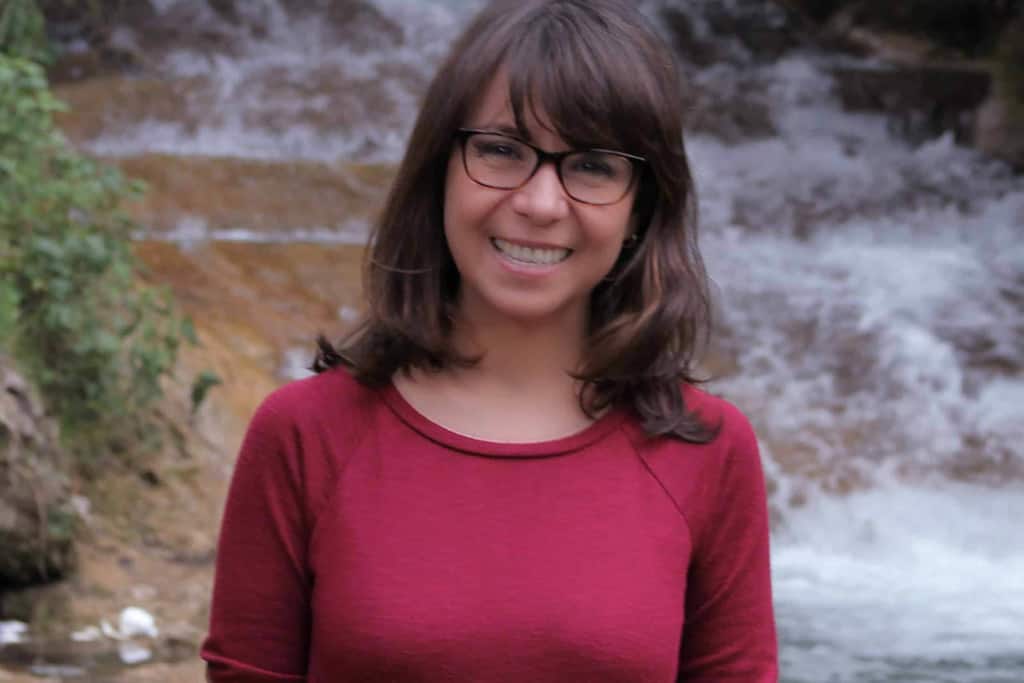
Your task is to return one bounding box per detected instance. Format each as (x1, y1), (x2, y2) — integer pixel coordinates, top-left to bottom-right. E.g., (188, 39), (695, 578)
(491, 238), (572, 266)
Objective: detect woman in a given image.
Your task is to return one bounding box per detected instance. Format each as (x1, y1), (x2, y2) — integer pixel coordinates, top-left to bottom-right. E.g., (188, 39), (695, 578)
(201, 0), (778, 680)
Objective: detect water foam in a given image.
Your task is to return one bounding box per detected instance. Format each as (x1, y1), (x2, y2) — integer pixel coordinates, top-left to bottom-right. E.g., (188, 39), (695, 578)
(774, 482), (1024, 682)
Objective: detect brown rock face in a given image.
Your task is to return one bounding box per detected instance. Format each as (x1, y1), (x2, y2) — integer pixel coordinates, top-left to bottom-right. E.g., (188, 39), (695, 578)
(831, 63), (991, 143)
(980, 15), (1024, 169)
(113, 155), (392, 237)
(783, 0), (1019, 56)
(0, 361), (76, 589)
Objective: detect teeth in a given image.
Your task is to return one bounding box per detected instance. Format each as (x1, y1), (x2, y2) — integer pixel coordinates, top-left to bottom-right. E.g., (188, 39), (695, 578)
(492, 238), (571, 265)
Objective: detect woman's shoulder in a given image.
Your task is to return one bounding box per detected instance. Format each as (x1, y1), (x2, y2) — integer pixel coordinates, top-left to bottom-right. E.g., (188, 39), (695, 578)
(627, 384), (768, 539)
(622, 384), (761, 490)
(248, 366), (380, 435)
(681, 383), (758, 446)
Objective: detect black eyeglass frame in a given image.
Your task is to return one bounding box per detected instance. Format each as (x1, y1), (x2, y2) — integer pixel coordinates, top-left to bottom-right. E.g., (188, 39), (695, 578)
(454, 128), (647, 206)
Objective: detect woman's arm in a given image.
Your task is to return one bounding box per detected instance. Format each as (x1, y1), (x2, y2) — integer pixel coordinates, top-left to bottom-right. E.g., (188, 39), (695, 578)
(677, 408), (778, 682)
(201, 393), (314, 682)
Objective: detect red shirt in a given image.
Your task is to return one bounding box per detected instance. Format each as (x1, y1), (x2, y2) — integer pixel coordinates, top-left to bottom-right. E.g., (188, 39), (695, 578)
(201, 368), (777, 681)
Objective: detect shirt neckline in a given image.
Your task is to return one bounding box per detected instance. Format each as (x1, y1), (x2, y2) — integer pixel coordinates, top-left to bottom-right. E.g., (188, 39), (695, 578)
(380, 381), (627, 458)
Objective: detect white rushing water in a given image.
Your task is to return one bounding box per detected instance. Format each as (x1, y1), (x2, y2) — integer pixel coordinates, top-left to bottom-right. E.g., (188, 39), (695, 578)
(83, 1), (1024, 680)
(774, 483), (1024, 682)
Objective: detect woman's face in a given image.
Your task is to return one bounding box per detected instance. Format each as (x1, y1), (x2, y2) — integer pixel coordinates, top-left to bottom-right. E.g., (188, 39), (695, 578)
(443, 74), (637, 331)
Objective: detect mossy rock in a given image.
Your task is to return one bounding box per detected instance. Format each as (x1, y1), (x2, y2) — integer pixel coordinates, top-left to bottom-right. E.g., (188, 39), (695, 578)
(0, 360), (77, 589)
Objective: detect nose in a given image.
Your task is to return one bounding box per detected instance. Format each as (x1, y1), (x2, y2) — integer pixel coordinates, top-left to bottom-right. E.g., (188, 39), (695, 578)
(510, 160), (570, 225)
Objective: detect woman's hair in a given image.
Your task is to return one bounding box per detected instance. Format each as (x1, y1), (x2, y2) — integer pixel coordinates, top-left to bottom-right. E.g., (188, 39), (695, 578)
(314, 0), (716, 442)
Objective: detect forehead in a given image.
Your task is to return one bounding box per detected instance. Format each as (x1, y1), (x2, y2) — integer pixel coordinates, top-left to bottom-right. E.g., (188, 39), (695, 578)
(465, 71), (563, 146)
(444, 1), (680, 159)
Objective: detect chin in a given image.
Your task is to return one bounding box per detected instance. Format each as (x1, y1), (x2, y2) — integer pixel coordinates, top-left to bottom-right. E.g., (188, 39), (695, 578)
(482, 292), (585, 327)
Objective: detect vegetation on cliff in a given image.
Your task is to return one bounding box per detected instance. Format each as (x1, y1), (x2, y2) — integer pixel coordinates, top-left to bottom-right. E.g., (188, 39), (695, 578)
(0, 0), (188, 468)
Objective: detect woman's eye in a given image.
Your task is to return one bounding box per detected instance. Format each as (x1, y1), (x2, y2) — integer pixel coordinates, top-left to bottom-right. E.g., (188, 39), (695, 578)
(475, 141), (523, 159)
(572, 156), (617, 177)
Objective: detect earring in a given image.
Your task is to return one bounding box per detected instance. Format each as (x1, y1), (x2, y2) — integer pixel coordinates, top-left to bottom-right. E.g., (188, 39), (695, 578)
(623, 233), (639, 247)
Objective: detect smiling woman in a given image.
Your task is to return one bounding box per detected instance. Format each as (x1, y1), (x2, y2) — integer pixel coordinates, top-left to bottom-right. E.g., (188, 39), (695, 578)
(201, 1), (778, 681)
(440, 70), (641, 344)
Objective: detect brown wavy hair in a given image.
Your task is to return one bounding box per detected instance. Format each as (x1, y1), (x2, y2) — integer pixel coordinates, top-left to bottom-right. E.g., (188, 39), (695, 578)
(314, 0), (716, 442)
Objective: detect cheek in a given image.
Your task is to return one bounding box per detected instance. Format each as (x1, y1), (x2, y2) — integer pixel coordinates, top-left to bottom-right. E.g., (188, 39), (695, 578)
(587, 208), (634, 252)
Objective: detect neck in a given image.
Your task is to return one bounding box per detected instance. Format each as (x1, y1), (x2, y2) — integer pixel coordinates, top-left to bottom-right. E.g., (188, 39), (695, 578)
(449, 296), (587, 399)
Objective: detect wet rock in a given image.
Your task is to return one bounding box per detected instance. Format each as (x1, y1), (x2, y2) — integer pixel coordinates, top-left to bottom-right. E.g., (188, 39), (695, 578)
(770, 0), (1024, 161)
(111, 155), (391, 237)
(975, 93), (1024, 171)
(661, 1), (805, 67)
(52, 60), (423, 161)
(53, 75), (214, 146)
(206, 0), (242, 26)
(685, 78), (778, 142)
(831, 63), (991, 143)
(705, 0), (804, 60)
(780, 0), (846, 23)
(658, 6), (780, 142)
(687, 90), (777, 142)
(134, 241), (365, 373)
(659, 7), (721, 68)
(779, 0), (1018, 56)
(0, 360), (77, 589)
(978, 16), (1024, 170)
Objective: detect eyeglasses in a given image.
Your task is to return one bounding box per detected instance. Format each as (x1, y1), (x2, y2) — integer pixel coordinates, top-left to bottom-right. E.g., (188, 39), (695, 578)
(455, 129), (645, 206)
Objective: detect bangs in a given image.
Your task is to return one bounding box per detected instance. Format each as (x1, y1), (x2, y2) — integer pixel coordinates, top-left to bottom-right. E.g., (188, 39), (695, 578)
(501, 6), (664, 156)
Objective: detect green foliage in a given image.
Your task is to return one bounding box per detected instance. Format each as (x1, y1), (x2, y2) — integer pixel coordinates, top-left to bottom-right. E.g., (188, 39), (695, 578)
(190, 370), (222, 415)
(0, 54), (188, 464)
(0, 0), (51, 63)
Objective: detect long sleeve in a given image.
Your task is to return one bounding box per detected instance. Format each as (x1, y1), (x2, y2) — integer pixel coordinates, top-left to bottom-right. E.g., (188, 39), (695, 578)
(676, 408), (778, 682)
(201, 392), (314, 682)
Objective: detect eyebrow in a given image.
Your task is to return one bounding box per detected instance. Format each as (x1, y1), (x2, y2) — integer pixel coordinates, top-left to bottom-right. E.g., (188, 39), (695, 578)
(473, 122), (529, 141)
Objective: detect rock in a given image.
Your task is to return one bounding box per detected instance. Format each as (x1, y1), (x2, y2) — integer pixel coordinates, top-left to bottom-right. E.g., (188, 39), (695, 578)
(847, 0), (1016, 56)
(781, 0), (846, 22)
(659, 7), (721, 68)
(704, 0), (804, 60)
(53, 75), (214, 145)
(685, 78), (778, 142)
(975, 91), (1024, 170)
(0, 360), (77, 588)
(109, 155), (392, 237)
(661, 1), (804, 67)
(979, 15), (1024, 169)
(52, 60), (424, 161)
(780, 1), (1024, 161)
(831, 63), (991, 143)
(780, 0), (1018, 56)
(658, 5), (782, 142)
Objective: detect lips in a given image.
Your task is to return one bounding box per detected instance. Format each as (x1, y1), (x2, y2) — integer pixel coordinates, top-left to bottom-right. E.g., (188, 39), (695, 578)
(491, 238), (572, 265)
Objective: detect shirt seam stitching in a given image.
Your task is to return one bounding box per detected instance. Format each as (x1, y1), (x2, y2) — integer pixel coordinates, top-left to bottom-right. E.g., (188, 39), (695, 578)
(619, 423), (696, 553)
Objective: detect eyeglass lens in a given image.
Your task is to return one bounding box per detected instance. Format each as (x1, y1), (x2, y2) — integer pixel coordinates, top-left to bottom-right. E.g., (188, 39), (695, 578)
(462, 133), (635, 205)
